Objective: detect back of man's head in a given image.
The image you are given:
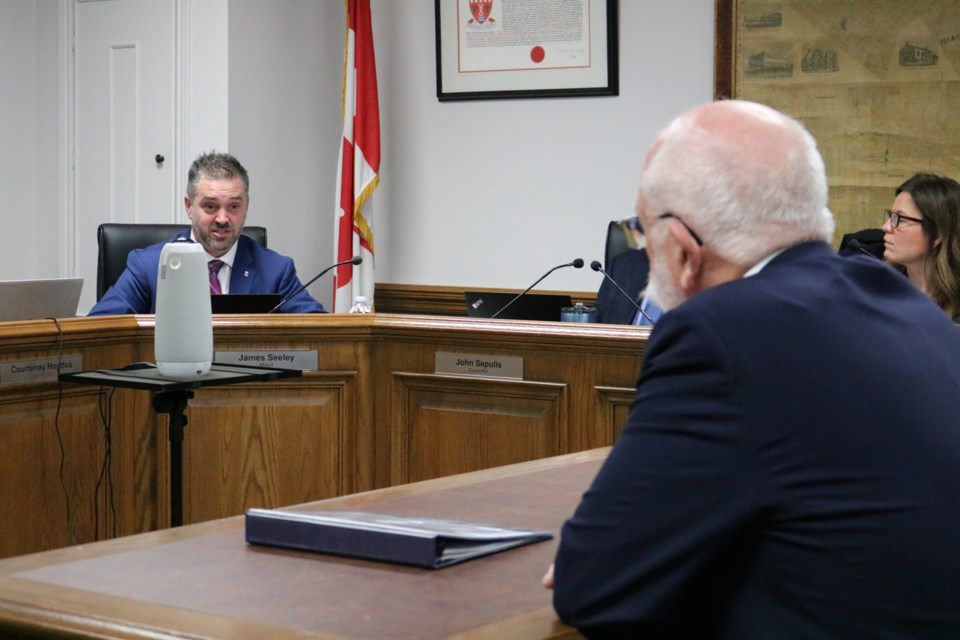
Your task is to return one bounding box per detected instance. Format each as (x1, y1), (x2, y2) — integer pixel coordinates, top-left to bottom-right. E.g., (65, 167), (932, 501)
(187, 151), (250, 201)
(639, 100), (834, 267)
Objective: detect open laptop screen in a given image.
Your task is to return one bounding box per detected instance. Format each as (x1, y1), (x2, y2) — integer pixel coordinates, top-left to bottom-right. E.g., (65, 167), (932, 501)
(464, 291), (572, 321)
(210, 294), (282, 314)
(0, 278), (83, 322)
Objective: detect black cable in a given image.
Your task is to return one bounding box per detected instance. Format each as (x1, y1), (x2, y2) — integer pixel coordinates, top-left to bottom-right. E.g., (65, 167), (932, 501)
(94, 386), (117, 540)
(106, 389), (116, 538)
(49, 317), (78, 546)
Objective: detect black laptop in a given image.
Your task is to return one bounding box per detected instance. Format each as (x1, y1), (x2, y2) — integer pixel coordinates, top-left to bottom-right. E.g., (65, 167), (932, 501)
(464, 291), (572, 321)
(211, 294), (282, 314)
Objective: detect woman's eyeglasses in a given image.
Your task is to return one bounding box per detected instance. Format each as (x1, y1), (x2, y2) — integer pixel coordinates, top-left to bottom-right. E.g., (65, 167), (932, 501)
(884, 209), (924, 229)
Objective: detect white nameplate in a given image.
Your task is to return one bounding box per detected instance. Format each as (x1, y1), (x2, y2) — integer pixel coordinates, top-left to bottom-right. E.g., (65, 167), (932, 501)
(0, 355), (84, 386)
(435, 352), (523, 380)
(214, 350), (317, 371)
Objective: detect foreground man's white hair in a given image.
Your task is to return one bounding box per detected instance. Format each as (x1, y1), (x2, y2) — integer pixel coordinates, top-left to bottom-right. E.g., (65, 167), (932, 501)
(639, 100), (835, 268)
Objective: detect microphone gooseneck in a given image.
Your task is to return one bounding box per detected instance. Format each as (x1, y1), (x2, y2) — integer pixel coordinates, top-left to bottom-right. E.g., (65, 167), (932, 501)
(846, 238), (882, 260)
(490, 258), (584, 319)
(268, 255), (362, 313)
(591, 260), (658, 326)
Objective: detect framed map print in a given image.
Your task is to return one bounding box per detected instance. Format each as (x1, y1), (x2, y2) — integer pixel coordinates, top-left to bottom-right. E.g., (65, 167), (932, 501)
(715, 0), (960, 241)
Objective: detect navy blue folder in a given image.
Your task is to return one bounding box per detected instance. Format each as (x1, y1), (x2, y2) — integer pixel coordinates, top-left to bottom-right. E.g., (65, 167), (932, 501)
(244, 509), (552, 569)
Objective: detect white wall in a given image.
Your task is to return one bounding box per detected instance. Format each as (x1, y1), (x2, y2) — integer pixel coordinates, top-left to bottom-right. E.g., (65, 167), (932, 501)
(225, 0), (715, 302)
(370, 1), (715, 294)
(227, 0), (343, 311)
(35, 0), (61, 274)
(184, 0), (230, 180)
(1, 3), (43, 278)
(0, 0), (716, 306)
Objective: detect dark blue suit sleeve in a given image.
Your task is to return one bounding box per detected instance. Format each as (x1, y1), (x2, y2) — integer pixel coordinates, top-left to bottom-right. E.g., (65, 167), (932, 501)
(271, 256), (327, 314)
(88, 245), (160, 315)
(228, 239), (326, 313)
(552, 309), (764, 636)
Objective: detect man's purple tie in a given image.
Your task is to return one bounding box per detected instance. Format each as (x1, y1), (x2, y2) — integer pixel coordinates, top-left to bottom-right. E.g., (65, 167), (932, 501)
(208, 259), (224, 295)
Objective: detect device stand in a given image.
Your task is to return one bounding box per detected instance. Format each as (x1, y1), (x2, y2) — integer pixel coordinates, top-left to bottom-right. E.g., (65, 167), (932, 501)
(152, 389), (194, 528)
(60, 363), (301, 529)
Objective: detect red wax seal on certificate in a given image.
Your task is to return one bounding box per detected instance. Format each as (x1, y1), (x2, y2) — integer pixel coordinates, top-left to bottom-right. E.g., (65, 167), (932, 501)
(530, 46), (545, 64)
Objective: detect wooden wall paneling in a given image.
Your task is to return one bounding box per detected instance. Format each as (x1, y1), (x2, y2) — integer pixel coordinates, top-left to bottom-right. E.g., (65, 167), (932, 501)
(517, 333), (643, 453)
(389, 372), (567, 485)
(0, 316), (156, 558)
(373, 314), (647, 485)
(206, 314), (378, 498)
(0, 387), (103, 557)
(0, 313), (650, 558)
(374, 283), (598, 317)
(595, 385), (638, 445)
(123, 386), (164, 537)
(181, 375), (357, 524)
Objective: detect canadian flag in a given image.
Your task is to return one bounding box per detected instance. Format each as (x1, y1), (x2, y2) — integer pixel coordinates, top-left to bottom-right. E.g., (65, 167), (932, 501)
(333, 0), (380, 312)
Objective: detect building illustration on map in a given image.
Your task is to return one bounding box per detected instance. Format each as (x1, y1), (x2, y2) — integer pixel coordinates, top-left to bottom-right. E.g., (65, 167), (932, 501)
(899, 43), (939, 67)
(744, 12), (783, 29)
(802, 47), (839, 73)
(746, 51), (794, 78)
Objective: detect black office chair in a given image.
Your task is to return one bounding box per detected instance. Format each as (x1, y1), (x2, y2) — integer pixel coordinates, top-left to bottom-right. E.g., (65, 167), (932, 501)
(838, 228), (884, 259)
(96, 223), (268, 300)
(604, 218), (642, 268)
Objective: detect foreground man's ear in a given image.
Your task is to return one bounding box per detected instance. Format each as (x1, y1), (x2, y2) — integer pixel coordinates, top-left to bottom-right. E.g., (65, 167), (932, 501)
(665, 219), (704, 297)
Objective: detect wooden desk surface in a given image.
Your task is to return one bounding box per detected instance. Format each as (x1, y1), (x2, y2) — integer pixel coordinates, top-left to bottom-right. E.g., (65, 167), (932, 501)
(0, 449), (608, 640)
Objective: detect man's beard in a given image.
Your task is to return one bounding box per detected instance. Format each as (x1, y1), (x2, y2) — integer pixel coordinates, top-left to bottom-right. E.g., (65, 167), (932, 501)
(200, 226), (238, 253)
(643, 249), (686, 312)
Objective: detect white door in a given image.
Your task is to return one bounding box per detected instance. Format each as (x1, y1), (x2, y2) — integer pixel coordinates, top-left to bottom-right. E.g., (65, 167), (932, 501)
(74, 0), (176, 313)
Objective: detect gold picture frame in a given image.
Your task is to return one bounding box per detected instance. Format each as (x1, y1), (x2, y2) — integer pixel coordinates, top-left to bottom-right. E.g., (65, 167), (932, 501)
(713, 0), (960, 241)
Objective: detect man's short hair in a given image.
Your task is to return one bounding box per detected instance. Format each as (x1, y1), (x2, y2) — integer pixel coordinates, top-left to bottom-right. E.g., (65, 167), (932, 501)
(187, 152), (250, 200)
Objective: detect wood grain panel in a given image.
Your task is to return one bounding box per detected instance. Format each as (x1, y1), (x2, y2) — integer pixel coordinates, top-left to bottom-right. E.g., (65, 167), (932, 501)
(1, 313), (648, 558)
(375, 283), (597, 317)
(596, 385), (638, 443)
(0, 390), (102, 557)
(182, 374), (356, 524)
(390, 372), (567, 484)
(0, 316), (157, 557)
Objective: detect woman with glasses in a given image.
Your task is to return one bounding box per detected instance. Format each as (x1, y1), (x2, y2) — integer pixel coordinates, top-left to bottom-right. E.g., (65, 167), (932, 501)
(882, 172), (960, 322)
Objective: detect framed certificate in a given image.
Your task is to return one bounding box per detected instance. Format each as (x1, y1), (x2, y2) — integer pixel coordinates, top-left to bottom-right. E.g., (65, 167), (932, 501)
(435, 0), (619, 101)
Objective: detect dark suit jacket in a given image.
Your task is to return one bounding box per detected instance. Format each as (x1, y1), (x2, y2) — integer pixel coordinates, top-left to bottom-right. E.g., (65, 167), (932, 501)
(88, 232), (326, 315)
(596, 249), (650, 324)
(553, 241), (960, 639)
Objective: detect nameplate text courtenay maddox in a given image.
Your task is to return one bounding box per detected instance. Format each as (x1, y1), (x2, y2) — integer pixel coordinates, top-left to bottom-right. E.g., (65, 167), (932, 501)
(435, 352), (522, 380)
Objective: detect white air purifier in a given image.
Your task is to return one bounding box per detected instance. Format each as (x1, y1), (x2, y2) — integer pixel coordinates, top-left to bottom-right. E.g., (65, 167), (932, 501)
(155, 240), (213, 378)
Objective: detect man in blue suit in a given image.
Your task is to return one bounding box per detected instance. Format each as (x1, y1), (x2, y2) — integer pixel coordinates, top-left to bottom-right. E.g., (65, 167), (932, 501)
(89, 152), (326, 316)
(596, 248), (663, 326)
(545, 100), (960, 638)
(595, 249), (649, 324)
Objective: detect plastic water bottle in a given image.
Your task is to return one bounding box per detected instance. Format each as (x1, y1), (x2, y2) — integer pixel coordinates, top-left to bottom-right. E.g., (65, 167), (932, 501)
(349, 295), (372, 314)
